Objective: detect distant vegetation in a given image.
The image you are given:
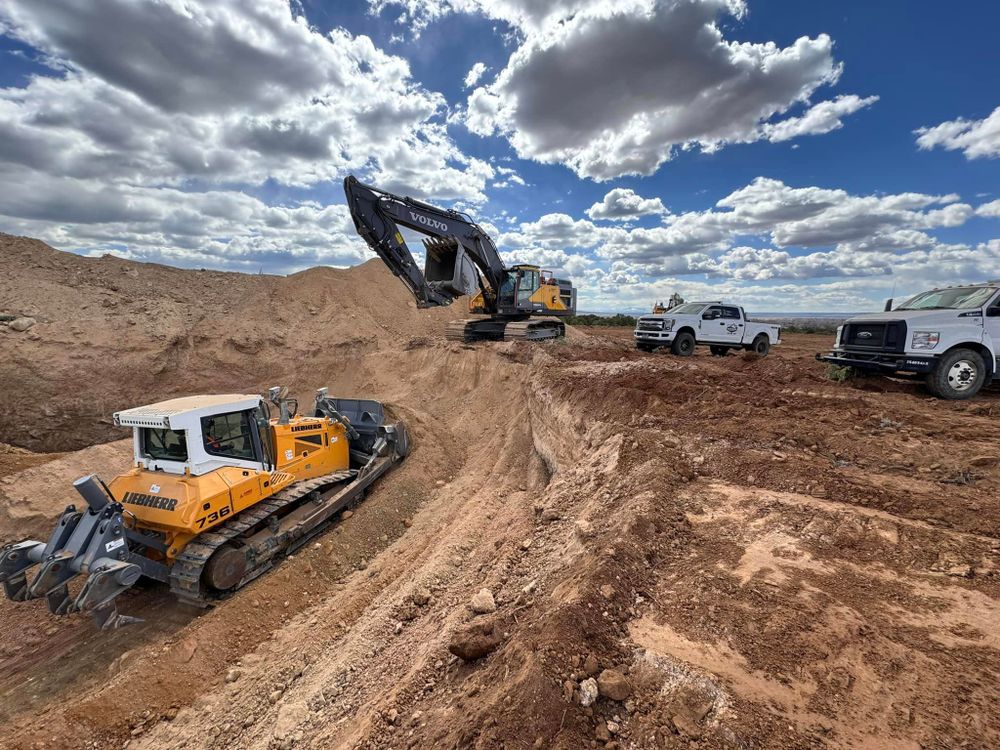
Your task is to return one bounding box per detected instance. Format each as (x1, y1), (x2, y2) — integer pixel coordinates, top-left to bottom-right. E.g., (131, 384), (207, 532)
(566, 313), (638, 327)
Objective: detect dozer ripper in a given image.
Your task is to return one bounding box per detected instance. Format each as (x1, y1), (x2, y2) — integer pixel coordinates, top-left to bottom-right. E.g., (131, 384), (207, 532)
(344, 175), (577, 343)
(0, 387), (408, 629)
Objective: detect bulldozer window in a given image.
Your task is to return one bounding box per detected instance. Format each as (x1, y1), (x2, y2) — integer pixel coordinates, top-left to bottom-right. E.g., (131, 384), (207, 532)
(141, 428), (188, 462)
(201, 411), (255, 461)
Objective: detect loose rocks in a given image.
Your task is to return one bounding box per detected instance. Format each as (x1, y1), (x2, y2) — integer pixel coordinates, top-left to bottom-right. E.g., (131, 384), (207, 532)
(597, 669), (631, 701)
(578, 678), (599, 707)
(470, 588), (496, 614)
(448, 619), (501, 661)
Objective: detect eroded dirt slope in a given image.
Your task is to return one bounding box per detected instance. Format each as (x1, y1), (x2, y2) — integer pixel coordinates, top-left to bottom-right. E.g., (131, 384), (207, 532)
(0, 236), (998, 750)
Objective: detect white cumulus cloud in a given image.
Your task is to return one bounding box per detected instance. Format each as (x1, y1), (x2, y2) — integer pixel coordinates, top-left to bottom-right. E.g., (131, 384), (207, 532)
(586, 188), (668, 221)
(916, 106), (1000, 160)
(378, 0), (877, 180)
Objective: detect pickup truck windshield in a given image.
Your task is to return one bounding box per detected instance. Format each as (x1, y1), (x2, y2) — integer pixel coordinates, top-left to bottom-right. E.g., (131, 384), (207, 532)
(896, 286), (996, 311)
(668, 303), (709, 315)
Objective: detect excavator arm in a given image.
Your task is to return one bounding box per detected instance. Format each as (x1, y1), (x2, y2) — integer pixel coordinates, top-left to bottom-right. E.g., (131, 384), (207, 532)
(344, 176), (508, 313)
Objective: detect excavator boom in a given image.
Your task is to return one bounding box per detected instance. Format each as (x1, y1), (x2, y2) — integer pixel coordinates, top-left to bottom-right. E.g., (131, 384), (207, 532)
(344, 176), (505, 311)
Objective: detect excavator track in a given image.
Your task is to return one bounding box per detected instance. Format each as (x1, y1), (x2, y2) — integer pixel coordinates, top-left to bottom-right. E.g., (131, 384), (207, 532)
(445, 318), (508, 343)
(168, 468), (361, 607)
(446, 316), (565, 343)
(503, 317), (565, 341)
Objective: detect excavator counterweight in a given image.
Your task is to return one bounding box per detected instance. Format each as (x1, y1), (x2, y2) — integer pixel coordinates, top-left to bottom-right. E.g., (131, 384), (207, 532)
(344, 176), (576, 342)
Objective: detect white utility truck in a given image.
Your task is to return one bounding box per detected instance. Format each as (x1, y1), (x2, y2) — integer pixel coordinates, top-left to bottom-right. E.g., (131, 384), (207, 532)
(817, 281), (1000, 400)
(634, 302), (781, 357)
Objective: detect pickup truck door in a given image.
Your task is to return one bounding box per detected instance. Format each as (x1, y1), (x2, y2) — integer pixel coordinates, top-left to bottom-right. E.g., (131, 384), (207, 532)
(985, 295), (1000, 368)
(700, 306), (744, 344)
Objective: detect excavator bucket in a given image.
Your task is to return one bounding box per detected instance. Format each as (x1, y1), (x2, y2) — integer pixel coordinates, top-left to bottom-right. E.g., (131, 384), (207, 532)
(0, 475), (144, 629)
(422, 237), (480, 299)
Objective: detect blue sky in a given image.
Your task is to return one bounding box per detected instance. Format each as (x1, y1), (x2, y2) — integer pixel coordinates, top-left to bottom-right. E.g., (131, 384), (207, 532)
(0, 0), (997, 312)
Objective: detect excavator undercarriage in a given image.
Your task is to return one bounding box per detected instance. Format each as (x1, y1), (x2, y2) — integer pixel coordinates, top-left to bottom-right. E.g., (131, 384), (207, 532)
(444, 316), (566, 343)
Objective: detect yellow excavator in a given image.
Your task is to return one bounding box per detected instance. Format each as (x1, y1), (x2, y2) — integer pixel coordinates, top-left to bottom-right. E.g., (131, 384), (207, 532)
(344, 176), (577, 342)
(0, 387), (407, 628)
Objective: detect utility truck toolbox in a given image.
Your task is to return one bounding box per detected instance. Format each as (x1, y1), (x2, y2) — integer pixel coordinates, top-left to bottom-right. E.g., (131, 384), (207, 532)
(817, 282), (1000, 400)
(634, 302), (780, 357)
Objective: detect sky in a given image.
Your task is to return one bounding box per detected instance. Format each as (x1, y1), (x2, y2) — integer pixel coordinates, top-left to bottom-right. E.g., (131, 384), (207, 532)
(0, 0), (997, 312)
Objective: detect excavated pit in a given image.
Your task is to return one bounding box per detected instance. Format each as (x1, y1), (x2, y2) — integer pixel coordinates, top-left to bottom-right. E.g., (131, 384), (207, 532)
(0, 235), (998, 749)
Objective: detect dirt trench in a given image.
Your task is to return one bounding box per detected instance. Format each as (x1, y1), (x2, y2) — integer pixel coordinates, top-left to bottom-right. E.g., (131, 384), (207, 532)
(1, 319), (999, 747)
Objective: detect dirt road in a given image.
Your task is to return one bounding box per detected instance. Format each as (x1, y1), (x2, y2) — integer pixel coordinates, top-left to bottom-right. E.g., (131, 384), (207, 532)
(1, 236), (998, 749)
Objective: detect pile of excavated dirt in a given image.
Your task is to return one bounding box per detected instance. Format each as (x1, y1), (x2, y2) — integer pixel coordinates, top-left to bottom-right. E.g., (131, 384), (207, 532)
(0, 233), (458, 452)
(0, 236), (998, 750)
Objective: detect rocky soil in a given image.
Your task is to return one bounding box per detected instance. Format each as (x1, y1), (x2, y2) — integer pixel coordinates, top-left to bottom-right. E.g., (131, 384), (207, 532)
(0, 235), (998, 749)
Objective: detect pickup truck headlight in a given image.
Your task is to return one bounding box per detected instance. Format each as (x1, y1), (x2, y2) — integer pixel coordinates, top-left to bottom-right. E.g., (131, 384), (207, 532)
(663, 318), (675, 332)
(834, 325), (843, 347)
(911, 331), (940, 350)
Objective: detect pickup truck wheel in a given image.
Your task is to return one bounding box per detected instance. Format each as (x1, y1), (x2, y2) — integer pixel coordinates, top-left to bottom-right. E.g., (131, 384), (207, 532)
(750, 335), (770, 356)
(709, 346), (730, 357)
(926, 348), (985, 400)
(671, 332), (696, 357)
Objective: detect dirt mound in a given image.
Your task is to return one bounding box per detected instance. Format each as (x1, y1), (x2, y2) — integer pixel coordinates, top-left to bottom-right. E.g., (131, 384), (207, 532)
(0, 233), (458, 451)
(0, 238), (997, 750)
(0, 439), (132, 543)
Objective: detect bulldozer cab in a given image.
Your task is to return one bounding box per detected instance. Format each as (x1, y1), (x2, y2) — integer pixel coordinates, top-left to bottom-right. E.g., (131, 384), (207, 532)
(116, 394), (269, 477)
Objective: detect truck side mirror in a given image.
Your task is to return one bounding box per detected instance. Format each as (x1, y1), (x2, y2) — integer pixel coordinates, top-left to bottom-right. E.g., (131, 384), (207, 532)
(883, 298), (893, 312)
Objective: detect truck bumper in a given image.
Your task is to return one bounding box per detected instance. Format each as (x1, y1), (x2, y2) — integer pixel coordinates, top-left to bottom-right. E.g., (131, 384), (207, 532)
(815, 351), (936, 374)
(634, 331), (675, 345)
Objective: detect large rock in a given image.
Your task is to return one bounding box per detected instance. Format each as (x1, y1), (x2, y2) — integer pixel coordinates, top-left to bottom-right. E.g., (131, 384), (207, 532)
(597, 669), (631, 701)
(448, 619), (501, 661)
(470, 587), (496, 614)
(9, 317), (35, 332)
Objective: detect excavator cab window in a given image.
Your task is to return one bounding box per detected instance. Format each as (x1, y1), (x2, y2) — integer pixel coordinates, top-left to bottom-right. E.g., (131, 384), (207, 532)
(517, 269), (539, 303)
(201, 411), (255, 461)
(499, 271), (516, 305)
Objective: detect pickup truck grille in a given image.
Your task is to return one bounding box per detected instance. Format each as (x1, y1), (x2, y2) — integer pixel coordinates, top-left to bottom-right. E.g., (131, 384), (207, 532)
(842, 320), (906, 352)
(637, 319), (663, 331)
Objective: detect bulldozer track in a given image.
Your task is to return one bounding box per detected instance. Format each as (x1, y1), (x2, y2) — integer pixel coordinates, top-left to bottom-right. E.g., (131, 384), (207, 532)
(168, 470), (355, 606)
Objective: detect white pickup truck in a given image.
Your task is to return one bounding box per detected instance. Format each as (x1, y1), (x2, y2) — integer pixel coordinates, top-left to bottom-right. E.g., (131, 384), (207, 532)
(817, 281), (1000, 400)
(634, 302), (781, 357)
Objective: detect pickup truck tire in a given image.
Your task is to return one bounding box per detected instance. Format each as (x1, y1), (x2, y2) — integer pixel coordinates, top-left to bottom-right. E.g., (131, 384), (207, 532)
(749, 335), (770, 356)
(709, 346), (730, 357)
(925, 348), (985, 400)
(671, 332), (696, 357)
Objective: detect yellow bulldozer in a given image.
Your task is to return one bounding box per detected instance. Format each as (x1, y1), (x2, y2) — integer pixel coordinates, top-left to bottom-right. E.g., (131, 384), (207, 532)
(0, 387), (407, 628)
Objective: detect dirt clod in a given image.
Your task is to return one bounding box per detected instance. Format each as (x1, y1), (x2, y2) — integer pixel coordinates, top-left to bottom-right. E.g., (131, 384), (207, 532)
(597, 669), (631, 701)
(469, 588), (496, 614)
(448, 619), (501, 661)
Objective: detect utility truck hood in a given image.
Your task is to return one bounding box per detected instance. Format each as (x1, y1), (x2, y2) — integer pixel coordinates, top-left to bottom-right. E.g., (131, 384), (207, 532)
(846, 309), (972, 324)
